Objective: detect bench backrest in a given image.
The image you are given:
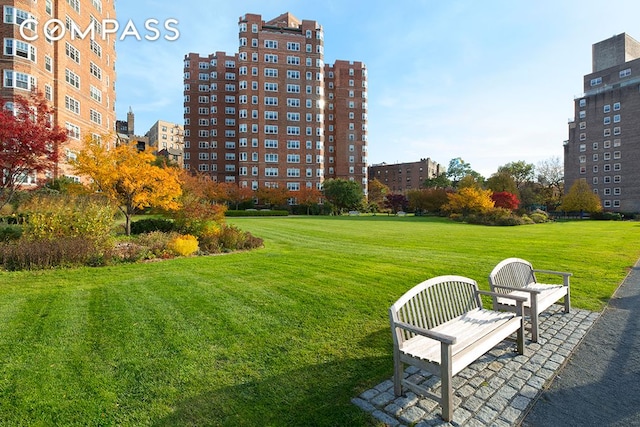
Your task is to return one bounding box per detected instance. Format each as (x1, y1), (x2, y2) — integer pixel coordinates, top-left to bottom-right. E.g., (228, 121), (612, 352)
(390, 275), (481, 342)
(489, 258), (536, 293)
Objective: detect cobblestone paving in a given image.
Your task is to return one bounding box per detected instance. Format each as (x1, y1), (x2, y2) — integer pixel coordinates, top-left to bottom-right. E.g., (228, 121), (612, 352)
(352, 305), (598, 426)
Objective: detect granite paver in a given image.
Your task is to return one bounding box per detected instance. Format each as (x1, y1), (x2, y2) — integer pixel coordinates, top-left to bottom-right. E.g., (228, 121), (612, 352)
(353, 305), (598, 426)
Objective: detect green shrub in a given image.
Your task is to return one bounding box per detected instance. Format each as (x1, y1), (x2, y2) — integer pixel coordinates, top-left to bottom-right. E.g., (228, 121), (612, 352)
(0, 225), (22, 242)
(591, 212), (623, 221)
(130, 218), (176, 234)
(134, 231), (174, 258)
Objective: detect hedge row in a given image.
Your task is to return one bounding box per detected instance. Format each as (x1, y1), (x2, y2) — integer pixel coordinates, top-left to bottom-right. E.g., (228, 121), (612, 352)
(225, 210), (289, 217)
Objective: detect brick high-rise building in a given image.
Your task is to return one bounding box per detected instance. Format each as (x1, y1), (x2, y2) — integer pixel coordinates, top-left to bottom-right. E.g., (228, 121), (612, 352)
(565, 33), (640, 212)
(1, 0), (117, 183)
(183, 12), (368, 201)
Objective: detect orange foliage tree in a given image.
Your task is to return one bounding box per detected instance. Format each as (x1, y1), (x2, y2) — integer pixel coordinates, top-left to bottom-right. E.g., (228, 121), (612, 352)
(73, 137), (182, 235)
(256, 186), (290, 208)
(295, 186), (323, 214)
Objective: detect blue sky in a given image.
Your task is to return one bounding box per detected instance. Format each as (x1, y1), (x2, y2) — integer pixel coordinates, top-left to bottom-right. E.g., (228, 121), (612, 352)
(115, 0), (640, 177)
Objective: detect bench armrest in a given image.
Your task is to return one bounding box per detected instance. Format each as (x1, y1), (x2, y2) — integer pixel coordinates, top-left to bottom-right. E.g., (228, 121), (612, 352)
(532, 269), (572, 278)
(477, 289), (526, 316)
(489, 284), (541, 295)
(394, 321), (457, 345)
(477, 289), (528, 302)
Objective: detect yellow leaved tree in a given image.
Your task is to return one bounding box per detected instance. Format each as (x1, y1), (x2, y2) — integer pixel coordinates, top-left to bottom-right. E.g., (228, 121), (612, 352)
(73, 136), (182, 235)
(444, 187), (495, 216)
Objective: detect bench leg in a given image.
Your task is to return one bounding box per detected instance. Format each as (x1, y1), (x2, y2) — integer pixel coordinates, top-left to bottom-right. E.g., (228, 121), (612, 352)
(393, 349), (403, 396)
(564, 289), (571, 313)
(440, 343), (453, 422)
(530, 297), (539, 342)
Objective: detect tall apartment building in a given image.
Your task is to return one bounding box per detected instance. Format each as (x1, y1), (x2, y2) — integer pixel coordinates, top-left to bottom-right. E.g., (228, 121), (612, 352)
(565, 33), (640, 212)
(183, 12), (368, 200)
(1, 0), (117, 183)
(369, 158), (444, 193)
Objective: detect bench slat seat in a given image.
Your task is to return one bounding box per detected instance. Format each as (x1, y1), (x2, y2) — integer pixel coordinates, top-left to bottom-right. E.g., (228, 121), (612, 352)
(390, 275), (525, 422)
(489, 258), (571, 342)
(400, 307), (522, 376)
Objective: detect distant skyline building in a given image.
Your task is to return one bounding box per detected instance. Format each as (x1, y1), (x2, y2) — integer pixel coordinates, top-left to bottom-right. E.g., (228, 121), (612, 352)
(565, 33), (640, 212)
(0, 0), (117, 183)
(369, 158), (444, 193)
(183, 12), (368, 200)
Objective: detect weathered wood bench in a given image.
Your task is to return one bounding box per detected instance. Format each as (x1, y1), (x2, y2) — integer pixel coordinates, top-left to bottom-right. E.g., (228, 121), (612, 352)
(489, 257), (571, 342)
(389, 275), (525, 421)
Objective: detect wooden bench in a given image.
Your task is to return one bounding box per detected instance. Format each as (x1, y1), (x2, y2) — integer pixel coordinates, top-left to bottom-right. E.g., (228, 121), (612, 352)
(389, 275), (525, 421)
(488, 257), (571, 342)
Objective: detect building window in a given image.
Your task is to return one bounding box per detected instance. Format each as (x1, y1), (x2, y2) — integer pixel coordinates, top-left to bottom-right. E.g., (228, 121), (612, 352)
(90, 62), (102, 80)
(590, 77), (602, 86)
(89, 109), (102, 125)
(65, 96), (80, 114)
(604, 105), (611, 113)
(66, 122), (80, 139)
(4, 39), (36, 62)
(620, 68), (631, 78)
(579, 99), (586, 107)
(65, 42), (80, 63)
(614, 102), (621, 111)
(4, 6), (36, 30)
(90, 85), (102, 103)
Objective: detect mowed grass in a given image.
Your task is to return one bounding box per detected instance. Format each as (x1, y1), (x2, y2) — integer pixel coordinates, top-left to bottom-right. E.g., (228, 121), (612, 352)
(0, 216), (639, 426)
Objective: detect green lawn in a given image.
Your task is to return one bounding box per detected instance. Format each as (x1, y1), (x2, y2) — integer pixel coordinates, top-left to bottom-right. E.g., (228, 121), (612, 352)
(0, 216), (639, 426)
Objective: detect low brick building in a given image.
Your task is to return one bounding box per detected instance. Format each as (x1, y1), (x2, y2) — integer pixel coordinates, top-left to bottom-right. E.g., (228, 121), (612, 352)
(368, 158), (444, 193)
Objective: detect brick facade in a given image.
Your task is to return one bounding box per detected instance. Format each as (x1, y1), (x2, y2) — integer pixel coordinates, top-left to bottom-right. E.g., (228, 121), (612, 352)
(183, 12), (368, 199)
(0, 0), (117, 183)
(369, 158), (444, 193)
(565, 33), (640, 212)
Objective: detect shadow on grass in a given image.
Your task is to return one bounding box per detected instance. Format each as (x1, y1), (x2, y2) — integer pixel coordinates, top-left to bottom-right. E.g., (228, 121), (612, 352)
(154, 329), (392, 427)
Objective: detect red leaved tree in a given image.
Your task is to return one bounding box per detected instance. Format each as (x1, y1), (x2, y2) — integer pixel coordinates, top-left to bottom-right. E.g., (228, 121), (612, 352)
(0, 91), (67, 208)
(491, 191), (520, 211)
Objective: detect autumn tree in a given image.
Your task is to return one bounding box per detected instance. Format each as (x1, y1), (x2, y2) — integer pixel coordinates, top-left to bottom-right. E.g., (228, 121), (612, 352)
(407, 188), (449, 214)
(221, 183), (254, 210)
(384, 193), (408, 214)
(368, 178), (389, 206)
(560, 179), (602, 215)
(73, 137), (182, 235)
(173, 173), (226, 238)
(444, 187), (495, 216)
(295, 186), (323, 215)
(491, 191), (520, 211)
(322, 179), (363, 214)
(0, 91), (67, 208)
(255, 186), (290, 208)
